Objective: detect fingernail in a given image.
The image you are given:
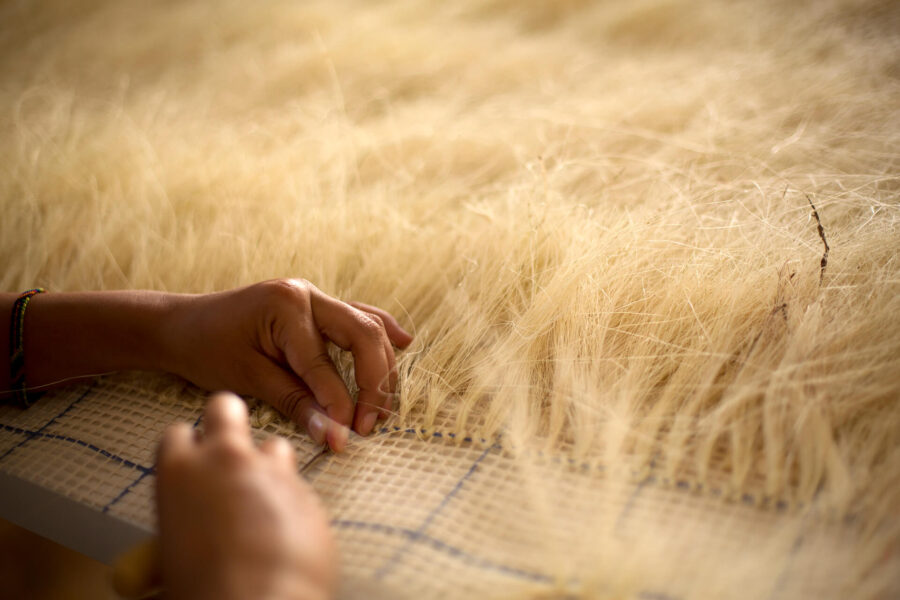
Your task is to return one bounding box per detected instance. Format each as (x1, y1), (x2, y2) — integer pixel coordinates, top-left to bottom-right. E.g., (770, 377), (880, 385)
(308, 413), (327, 445)
(360, 412), (377, 436)
(329, 423), (349, 452)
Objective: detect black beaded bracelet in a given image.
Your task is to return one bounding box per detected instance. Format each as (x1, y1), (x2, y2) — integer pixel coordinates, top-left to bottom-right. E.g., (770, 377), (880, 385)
(8, 287), (46, 408)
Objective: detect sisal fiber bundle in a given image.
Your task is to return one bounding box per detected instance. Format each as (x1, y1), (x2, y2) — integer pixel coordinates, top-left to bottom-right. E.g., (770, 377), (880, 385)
(1, 0), (898, 597)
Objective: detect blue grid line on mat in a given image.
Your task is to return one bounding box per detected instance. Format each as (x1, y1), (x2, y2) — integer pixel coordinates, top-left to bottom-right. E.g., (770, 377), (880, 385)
(0, 423), (152, 474)
(615, 474), (652, 536)
(336, 520), (681, 599)
(103, 411), (204, 513)
(374, 440), (499, 579)
(336, 519), (551, 583)
(102, 468), (155, 513)
(0, 385), (94, 463)
(766, 501), (817, 600)
(0, 405), (690, 599)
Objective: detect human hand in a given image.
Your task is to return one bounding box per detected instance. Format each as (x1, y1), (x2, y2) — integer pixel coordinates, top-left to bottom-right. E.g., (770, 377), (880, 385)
(156, 392), (337, 600)
(162, 279), (413, 451)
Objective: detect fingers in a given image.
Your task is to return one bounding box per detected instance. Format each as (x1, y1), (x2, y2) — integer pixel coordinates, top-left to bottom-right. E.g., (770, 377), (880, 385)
(249, 358), (349, 452)
(379, 333), (397, 417)
(309, 291), (394, 436)
(348, 301), (414, 349)
(342, 302), (410, 419)
(265, 280), (412, 438)
(259, 436), (297, 471)
(158, 422), (194, 466)
(202, 392), (251, 443)
(163, 391), (304, 470)
(161, 393), (252, 459)
(276, 285), (356, 430)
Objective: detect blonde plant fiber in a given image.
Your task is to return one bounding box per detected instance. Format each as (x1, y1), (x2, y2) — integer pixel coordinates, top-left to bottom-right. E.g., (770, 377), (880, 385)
(1, 0), (898, 597)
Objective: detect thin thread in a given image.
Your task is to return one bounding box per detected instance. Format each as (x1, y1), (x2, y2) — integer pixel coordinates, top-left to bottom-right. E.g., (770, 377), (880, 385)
(0, 371), (118, 396)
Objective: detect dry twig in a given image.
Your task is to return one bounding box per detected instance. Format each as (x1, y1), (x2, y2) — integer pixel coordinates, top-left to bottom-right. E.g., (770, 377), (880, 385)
(806, 194), (830, 285)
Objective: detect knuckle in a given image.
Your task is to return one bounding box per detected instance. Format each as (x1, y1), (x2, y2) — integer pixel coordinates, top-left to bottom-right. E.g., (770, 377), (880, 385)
(367, 312), (385, 328)
(357, 312), (386, 341)
(268, 436), (295, 459)
(299, 353), (335, 381)
(267, 435), (288, 450)
(157, 451), (190, 480)
(158, 425), (189, 459)
(211, 436), (251, 465)
(277, 389), (312, 422)
(261, 278), (309, 304)
(159, 424), (182, 445)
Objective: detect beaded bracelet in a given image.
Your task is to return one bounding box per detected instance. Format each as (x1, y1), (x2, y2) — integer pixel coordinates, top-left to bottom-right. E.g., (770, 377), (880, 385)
(8, 287), (46, 408)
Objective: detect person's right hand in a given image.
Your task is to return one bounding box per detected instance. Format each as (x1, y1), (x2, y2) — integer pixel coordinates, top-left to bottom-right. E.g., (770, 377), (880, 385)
(156, 392), (337, 600)
(162, 279), (413, 451)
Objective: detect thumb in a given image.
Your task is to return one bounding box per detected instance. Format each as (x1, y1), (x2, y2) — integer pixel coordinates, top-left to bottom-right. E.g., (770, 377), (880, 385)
(248, 357), (349, 452)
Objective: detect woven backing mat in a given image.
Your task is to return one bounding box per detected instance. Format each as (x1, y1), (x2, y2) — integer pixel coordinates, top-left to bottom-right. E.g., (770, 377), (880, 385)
(0, 373), (891, 599)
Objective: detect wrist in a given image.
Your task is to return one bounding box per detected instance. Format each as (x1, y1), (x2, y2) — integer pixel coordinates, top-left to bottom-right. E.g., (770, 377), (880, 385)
(153, 292), (193, 377)
(125, 291), (182, 374)
(23, 290), (183, 387)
